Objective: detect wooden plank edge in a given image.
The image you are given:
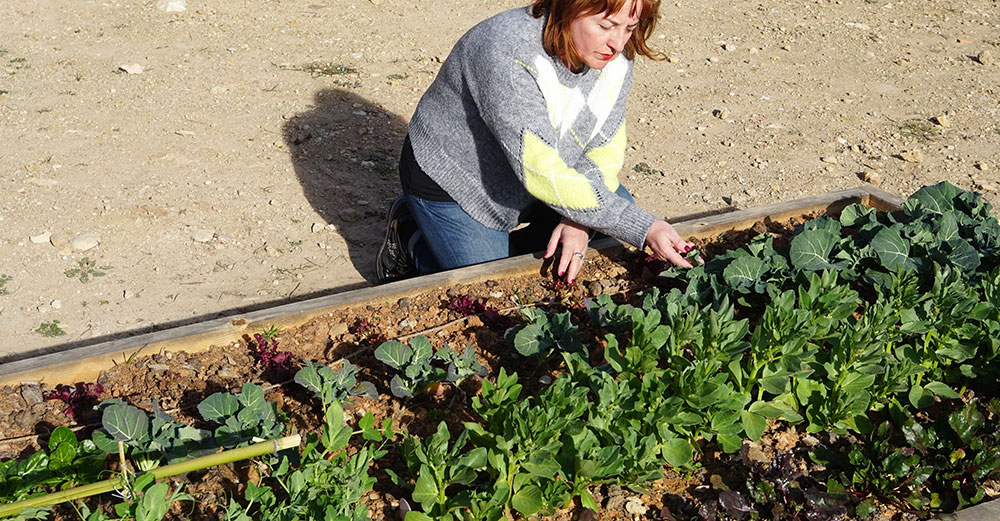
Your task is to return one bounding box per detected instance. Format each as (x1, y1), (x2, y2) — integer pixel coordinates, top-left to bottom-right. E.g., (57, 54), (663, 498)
(945, 498), (1000, 521)
(0, 187), (898, 387)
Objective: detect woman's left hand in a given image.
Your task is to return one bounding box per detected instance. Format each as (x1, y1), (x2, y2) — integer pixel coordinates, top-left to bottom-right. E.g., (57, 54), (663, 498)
(544, 219), (591, 284)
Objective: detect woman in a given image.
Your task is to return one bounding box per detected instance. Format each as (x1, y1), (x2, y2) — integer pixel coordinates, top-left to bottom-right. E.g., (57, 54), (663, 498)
(377, 0), (694, 284)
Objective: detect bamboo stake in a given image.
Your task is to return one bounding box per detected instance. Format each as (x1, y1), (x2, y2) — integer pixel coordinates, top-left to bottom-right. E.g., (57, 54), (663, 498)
(0, 435), (300, 518)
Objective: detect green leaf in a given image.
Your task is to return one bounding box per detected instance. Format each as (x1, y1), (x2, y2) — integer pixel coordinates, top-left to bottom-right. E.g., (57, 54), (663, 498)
(513, 323), (548, 357)
(412, 468), (440, 509)
(48, 426), (78, 452)
(238, 383), (267, 413)
(662, 438), (693, 467)
(723, 257), (768, 289)
(511, 484), (543, 516)
(410, 335), (434, 365)
(948, 402), (985, 446)
(839, 204), (875, 227)
(198, 393), (240, 423)
(871, 227), (910, 270)
(741, 410), (766, 441)
(374, 340), (412, 370)
(405, 513), (434, 521)
(924, 381), (959, 399)
(789, 229), (838, 270)
(904, 181), (963, 217)
(946, 238), (980, 271)
(102, 403), (150, 443)
(293, 362), (325, 397)
(908, 385), (934, 409)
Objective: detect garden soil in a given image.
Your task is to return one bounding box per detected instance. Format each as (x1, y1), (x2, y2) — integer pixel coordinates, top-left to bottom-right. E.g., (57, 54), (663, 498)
(1, 0), (998, 360)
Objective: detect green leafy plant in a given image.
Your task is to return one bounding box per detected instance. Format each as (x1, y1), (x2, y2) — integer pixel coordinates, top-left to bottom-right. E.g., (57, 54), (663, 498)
(92, 399), (207, 471)
(198, 383), (284, 447)
(0, 274), (11, 295)
(829, 398), (1000, 515)
(508, 307), (583, 358)
(294, 361), (377, 405)
(0, 426), (105, 504)
(35, 320), (65, 337)
(375, 336), (485, 398)
(112, 472), (193, 521)
(65, 257), (111, 282)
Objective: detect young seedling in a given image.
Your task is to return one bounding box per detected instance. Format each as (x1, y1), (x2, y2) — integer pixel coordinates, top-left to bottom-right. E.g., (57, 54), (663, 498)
(0, 274), (11, 295)
(64, 257), (111, 283)
(35, 320), (65, 337)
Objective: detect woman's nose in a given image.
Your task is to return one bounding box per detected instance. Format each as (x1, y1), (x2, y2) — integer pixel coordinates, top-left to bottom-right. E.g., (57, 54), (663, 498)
(609, 29), (629, 52)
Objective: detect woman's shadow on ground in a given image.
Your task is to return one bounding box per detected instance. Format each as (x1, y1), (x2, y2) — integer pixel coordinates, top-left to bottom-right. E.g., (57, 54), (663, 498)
(283, 88), (409, 284)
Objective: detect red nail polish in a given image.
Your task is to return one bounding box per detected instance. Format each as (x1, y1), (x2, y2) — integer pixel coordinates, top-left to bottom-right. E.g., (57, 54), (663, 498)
(558, 271), (564, 276)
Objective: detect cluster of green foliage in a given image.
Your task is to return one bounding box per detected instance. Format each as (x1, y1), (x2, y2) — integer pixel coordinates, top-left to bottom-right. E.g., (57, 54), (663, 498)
(5, 182), (1000, 521)
(388, 182), (1000, 520)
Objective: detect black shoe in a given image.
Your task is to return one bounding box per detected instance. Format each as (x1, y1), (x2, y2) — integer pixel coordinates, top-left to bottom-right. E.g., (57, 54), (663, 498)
(376, 198), (418, 283)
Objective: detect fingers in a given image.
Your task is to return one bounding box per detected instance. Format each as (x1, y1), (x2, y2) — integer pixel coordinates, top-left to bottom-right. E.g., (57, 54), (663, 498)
(559, 248), (586, 283)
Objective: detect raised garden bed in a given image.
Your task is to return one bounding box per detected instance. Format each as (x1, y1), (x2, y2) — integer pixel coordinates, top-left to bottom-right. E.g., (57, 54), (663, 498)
(3, 184), (1000, 521)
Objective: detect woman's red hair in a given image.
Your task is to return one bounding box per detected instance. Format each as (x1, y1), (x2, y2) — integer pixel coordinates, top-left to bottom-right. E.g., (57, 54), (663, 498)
(531, 0), (664, 71)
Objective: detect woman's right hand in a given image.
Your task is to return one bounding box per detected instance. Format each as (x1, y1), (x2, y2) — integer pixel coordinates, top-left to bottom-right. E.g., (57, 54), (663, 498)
(646, 219), (695, 267)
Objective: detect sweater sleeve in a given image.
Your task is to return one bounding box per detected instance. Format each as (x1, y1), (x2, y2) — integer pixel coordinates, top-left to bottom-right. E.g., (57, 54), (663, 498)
(472, 54), (658, 249)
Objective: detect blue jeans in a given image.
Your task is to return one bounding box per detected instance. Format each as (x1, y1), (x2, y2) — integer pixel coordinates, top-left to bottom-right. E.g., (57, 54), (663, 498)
(404, 185), (635, 275)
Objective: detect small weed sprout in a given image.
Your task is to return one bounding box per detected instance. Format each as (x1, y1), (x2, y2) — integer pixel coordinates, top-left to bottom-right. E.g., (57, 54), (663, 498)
(900, 119), (938, 142)
(632, 162), (664, 176)
(65, 257), (111, 282)
(0, 274), (11, 295)
(36, 320), (66, 337)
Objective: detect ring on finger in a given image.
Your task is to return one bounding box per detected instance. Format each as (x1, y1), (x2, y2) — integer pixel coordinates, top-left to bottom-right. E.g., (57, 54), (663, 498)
(573, 251), (585, 260)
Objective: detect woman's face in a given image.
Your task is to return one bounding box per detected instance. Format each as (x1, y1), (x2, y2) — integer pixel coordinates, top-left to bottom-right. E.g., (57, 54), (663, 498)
(567, 0), (641, 70)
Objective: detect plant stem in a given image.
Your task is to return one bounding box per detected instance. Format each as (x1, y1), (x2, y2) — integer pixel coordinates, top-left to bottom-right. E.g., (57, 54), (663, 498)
(0, 435), (300, 518)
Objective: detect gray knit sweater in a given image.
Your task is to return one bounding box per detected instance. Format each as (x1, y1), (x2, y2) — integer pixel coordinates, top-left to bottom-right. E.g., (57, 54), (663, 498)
(407, 6), (657, 249)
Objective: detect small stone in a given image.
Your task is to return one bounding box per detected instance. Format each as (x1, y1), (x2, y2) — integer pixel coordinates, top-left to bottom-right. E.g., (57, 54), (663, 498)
(156, 0), (186, 12)
(976, 50), (993, 65)
(801, 435), (821, 447)
(339, 208), (359, 222)
(396, 297), (413, 308)
(538, 375), (552, 385)
(745, 441), (769, 463)
(50, 300), (62, 309)
(119, 63), (144, 74)
(30, 232), (51, 244)
(311, 222), (325, 233)
(820, 156), (838, 165)
(123, 289), (135, 300)
(36, 303), (52, 313)
(972, 178), (998, 192)
(398, 318), (417, 329)
(974, 161), (989, 171)
(723, 194), (742, 207)
(20, 384), (44, 405)
(624, 497), (647, 516)
(148, 363), (170, 374)
(587, 280), (603, 297)
(899, 149), (924, 163)
(70, 232), (100, 251)
(329, 323), (350, 340)
(192, 229), (215, 243)
(216, 367), (237, 379)
(721, 43), (733, 51)
(489, 290), (503, 298)
(860, 171), (882, 185)
(50, 233), (70, 247)
(712, 108), (729, 120)
(932, 115), (951, 128)
(26, 178), (59, 187)
(446, 288), (460, 298)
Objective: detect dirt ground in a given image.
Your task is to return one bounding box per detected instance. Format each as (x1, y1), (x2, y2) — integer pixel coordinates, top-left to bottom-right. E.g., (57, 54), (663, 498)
(1, 0), (997, 361)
